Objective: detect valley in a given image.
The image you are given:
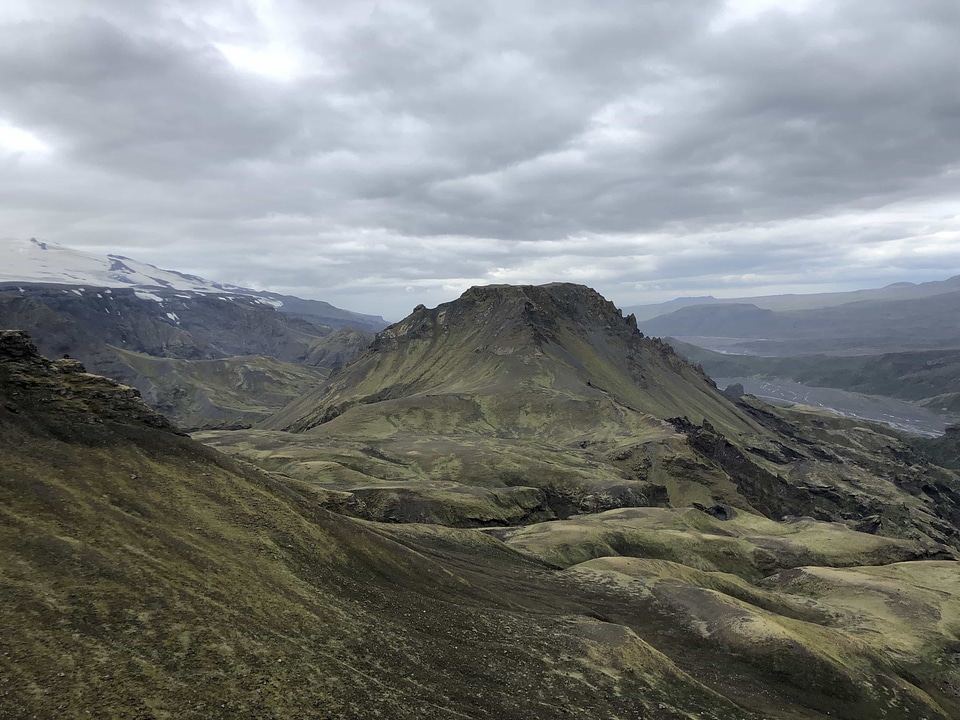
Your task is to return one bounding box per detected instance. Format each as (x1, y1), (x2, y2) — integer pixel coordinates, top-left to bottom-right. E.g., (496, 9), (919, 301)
(715, 376), (952, 436)
(3, 256), (960, 719)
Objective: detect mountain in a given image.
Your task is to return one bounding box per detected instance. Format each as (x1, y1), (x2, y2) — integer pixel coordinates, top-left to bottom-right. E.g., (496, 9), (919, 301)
(638, 290), (960, 355)
(625, 274), (960, 321)
(268, 283), (756, 438)
(2, 236), (387, 331)
(0, 238), (382, 428)
(5, 330), (960, 719)
(242, 283), (762, 524)
(200, 284), (960, 553)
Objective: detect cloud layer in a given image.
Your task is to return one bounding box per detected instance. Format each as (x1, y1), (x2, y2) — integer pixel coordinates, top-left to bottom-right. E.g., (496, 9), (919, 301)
(2, 0), (960, 316)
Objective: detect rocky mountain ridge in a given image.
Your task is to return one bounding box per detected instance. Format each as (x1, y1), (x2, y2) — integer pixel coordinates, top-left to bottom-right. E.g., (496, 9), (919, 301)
(0, 329), (173, 431)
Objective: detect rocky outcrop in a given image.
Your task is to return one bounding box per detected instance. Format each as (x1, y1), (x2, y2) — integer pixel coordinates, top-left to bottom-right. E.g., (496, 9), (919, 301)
(0, 330), (174, 431)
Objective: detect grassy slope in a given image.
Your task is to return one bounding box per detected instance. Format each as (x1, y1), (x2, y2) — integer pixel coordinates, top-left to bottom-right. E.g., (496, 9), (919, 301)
(4, 331), (960, 719)
(562, 554), (960, 718)
(495, 506), (948, 576)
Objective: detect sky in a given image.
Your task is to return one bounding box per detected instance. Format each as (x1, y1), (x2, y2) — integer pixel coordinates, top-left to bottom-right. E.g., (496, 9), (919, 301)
(2, 0), (960, 319)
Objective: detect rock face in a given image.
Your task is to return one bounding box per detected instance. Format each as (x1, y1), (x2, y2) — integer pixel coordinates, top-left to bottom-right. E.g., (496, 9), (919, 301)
(0, 329), (173, 430)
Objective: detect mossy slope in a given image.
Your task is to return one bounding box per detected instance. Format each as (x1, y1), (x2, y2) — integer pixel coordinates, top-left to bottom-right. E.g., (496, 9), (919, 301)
(4, 331), (960, 719)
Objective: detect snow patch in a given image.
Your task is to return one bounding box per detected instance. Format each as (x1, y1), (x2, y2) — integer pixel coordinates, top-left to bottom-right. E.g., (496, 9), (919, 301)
(134, 290), (164, 303)
(1, 237), (248, 295)
(256, 297), (284, 308)
(165, 312), (180, 324)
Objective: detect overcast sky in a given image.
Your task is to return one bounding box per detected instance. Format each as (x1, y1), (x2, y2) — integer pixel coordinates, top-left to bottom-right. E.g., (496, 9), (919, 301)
(2, 0), (960, 318)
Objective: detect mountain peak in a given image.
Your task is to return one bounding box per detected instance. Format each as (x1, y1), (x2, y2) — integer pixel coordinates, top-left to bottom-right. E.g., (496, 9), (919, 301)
(378, 283), (639, 351)
(458, 282), (629, 321)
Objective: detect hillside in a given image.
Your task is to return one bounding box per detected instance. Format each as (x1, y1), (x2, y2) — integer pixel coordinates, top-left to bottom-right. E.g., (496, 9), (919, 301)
(4, 330), (960, 718)
(0, 329), (735, 719)
(267, 283), (757, 438)
(112, 349), (329, 430)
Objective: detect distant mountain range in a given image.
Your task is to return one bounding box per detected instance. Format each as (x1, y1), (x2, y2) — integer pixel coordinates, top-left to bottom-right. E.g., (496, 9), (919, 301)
(635, 282), (960, 356)
(2, 237), (388, 332)
(624, 275), (960, 321)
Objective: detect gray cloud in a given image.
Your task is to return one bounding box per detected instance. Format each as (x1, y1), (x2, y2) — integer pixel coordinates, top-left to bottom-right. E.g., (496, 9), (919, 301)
(1, 0), (960, 317)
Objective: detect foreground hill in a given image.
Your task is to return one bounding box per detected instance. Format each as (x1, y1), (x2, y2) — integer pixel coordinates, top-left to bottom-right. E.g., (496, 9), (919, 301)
(200, 284), (960, 552)
(0, 330), (734, 719)
(4, 330), (960, 718)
